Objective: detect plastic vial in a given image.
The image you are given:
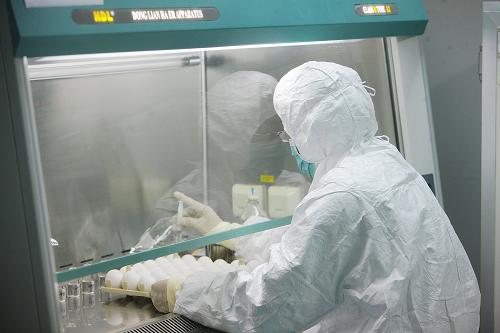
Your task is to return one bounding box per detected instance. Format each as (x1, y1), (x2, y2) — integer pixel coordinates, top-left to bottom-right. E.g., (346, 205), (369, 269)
(81, 277), (95, 294)
(174, 201), (184, 242)
(97, 273), (109, 301)
(66, 279), (81, 297)
(241, 188), (268, 221)
(57, 283), (67, 302)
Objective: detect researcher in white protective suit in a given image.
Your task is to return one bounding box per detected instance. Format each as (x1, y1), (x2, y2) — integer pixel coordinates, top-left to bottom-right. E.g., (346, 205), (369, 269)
(151, 61), (480, 332)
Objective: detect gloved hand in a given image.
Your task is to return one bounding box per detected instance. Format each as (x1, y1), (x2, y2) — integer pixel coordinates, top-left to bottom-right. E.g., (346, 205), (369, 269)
(171, 192), (223, 235)
(150, 278), (182, 313)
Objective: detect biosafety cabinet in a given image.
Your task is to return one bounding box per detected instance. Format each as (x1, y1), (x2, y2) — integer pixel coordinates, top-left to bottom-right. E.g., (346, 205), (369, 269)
(5, 1), (439, 332)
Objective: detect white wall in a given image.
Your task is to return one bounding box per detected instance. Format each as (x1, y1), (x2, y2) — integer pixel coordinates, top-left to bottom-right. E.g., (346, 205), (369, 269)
(421, 0), (482, 277)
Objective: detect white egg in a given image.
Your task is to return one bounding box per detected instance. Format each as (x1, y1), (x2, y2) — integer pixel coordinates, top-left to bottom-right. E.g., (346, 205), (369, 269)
(155, 258), (169, 270)
(135, 269), (152, 281)
(182, 254), (196, 265)
(151, 272), (166, 282)
(214, 259), (227, 265)
(173, 258), (192, 276)
(121, 270), (140, 290)
(166, 253), (180, 261)
(193, 261), (204, 272)
(155, 258), (168, 271)
(148, 266), (161, 274)
(211, 261), (224, 272)
(214, 259), (231, 272)
(138, 275), (155, 292)
(149, 267), (168, 281)
(197, 256), (212, 264)
(158, 260), (182, 280)
(119, 265), (132, 274)
(230, 260), (243, 271)
(135, 263), (151, 275)
(105, 269), (123, 288)
(198, 256), (217, 272)
(144, 260), (158, 271)
(182, 255), (202, 271)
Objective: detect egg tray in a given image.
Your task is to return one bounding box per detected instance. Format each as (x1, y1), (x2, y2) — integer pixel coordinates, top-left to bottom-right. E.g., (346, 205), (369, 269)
(101, 286), (151, 298)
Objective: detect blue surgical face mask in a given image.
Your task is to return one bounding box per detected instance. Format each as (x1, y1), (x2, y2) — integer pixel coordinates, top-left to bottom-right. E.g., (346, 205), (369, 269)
(290, 145), (316, 181)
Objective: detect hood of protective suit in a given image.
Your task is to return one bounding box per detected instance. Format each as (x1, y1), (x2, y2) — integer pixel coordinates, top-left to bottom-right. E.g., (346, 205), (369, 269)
(273, 61), (378, 164)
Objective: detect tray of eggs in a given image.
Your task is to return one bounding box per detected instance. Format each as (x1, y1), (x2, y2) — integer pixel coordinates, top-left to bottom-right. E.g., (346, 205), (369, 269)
(101, 253), (260, 298)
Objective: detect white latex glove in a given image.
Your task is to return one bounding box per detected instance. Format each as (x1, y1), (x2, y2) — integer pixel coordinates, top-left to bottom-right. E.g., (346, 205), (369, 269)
(151, 278), (182, 313)
(172, 192), (223, 235)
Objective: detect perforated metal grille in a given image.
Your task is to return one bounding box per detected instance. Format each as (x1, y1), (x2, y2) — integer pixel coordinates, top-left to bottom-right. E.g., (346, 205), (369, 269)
(123, 314), (221, 333)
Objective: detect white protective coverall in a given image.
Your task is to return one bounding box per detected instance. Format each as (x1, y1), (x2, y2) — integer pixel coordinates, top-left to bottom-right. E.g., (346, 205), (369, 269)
(174, 61), (480, 332)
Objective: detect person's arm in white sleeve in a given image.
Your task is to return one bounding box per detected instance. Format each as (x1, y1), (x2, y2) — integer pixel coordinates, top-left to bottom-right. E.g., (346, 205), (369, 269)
(173, 192), (287, 261)
(234, 216), (290, 264)
(174, 191), (367, 332)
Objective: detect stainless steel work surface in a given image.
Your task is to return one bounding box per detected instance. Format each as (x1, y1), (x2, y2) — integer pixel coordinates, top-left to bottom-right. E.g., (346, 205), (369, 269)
(59, 294), (161, 332)
(59, 294), (220, 333)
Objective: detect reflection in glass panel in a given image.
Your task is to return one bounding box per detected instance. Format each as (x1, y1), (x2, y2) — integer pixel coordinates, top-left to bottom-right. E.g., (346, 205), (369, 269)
(205, 38), (395, 223)
(28, 39), (396, 272)
(30, 54), (204, 269)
